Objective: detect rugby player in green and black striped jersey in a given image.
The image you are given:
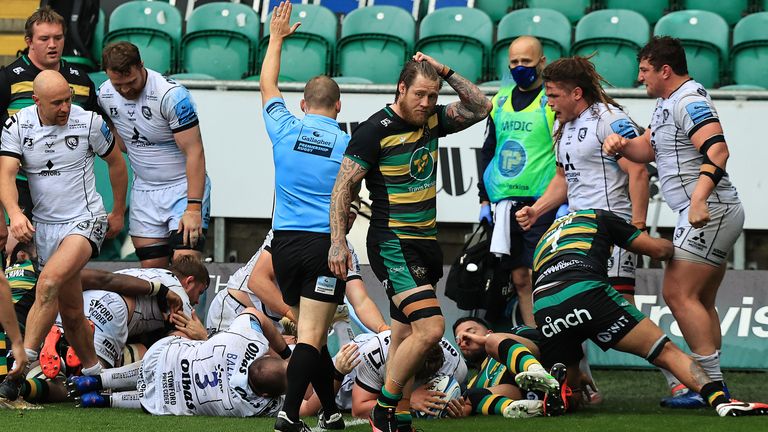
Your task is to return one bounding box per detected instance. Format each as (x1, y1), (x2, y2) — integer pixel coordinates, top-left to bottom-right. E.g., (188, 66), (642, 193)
(328, 53), (491, 432)
(521, 209), (768, 417)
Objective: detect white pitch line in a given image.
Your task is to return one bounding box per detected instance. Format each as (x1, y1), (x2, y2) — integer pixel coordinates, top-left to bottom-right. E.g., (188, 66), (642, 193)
(310, 417), (368, 432)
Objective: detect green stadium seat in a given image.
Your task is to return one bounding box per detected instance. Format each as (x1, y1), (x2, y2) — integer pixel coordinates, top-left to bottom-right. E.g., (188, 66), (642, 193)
(92, 154), (133, 261)
(259, 4), (337, 81)
(680, 0), (748, 26)
(572, 10), (650, 88)
(88, 71), (108, 88)
(523, 0), (591, 24)
(654, 10), (728, 88)
(92, 8), (105, 64)
(367, 0), (422, 20)
(261, 0), (310, 22)
(415, 7), (493, 82)
(731, 12), (768, 88)
(332, 76), (374, 84)
(181, 3), (260, 80)
(475, 0), (515, 23)
(335, 6), (415, 83)
(170, 73), (218, 80)
(492, 8), (571, 81)
(602, 0), (670, 24)
(104, 1), (182, 75)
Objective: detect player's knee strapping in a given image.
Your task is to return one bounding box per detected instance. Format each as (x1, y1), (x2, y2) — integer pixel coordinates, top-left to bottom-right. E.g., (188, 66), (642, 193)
(135, 243), (171, 261)
(21, 378), (49, 403)
(169, 229), (207, 253)
(397, 290), (442, 321)
(466, 387), (513, 415)
(499, 338), (540, 375)
(645, 335), (670, 364)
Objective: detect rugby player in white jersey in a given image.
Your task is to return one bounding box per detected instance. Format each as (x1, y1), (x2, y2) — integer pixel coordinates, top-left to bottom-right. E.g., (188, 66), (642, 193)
(603, 36), (745, 408)
(98, 41), (210, 268)
(300, 330), (467, 426)
(206, 202), (388, 338)
(0, 70), (128, 400)
(68, 308), (292, 417)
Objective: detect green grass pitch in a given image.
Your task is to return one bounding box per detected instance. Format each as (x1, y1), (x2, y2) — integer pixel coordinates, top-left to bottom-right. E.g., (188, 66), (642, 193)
(4, 370), (767, 432)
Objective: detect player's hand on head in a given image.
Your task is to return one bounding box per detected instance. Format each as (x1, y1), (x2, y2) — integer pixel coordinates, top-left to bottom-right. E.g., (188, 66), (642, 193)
(164, 287), (184, 316)
(178, 209), (203, 248)
(271, 1), (301, 39)
(328, 241), (350, 280)
(106, 211), (124, 239)
(688, 199), (710, 228)
(171, 310), (207, 340)
(334, 342), (361, 375)
(412, 52), (443, 74)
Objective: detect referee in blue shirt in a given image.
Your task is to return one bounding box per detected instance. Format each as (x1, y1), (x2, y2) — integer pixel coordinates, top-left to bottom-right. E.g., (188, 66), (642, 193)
(260, 3), (350, 432)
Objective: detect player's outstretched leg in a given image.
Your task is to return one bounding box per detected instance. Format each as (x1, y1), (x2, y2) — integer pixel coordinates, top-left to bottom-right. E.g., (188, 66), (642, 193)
(66, 375), (103, 397)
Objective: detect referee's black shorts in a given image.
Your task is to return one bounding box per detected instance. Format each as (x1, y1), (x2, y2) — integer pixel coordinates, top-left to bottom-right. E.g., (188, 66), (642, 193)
(271, 230), (345, 306)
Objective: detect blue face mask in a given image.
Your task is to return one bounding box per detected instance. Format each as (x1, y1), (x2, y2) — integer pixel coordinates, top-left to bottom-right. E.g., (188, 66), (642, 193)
(510, 65), (539, 87)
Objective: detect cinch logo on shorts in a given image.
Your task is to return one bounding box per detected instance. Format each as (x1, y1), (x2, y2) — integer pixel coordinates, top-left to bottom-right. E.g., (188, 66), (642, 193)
(540, 308), (593, 337)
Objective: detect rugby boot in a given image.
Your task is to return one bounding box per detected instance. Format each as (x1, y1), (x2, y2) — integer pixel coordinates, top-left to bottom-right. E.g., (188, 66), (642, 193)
(0, 376), (22, 401)
(369, 404), (397, 432)
(542, 363), (569, 417)
(514, 363), (559, 394)
(66, 375), (103, 398)
(660, 387), (707, 409)
(274, 411), (311, 432)
(74, 391), (110, 408)
(65, 321), (95, 375)
(716, 401), (768, 417)
(317, 410), (345, 430)
(39, 325), (65, 379)
(502, 399), (544, 418)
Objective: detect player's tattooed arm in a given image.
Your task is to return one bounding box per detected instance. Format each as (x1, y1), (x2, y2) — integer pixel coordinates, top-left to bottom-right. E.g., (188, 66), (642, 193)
(328, 157), (367, 279)
(443, 72), (492, 134)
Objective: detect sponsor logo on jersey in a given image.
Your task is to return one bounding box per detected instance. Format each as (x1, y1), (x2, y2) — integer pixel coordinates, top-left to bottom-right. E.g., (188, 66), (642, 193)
(610, 118), (637, 139)
(239, 343), (261, 374)
(578, 127), (587, 141)
(69, 68), (80, 76)
(180, 359), (196, 410)
(540, 308), (593, 337)
(65, 135), (79, 150)
(142, 106), (152, 120)
(23, 137), (34, 149)
(497, 95), (508, 107)
(77, 220), (91, 230)
(410, 146), (435, 181)
(294, 126), (338, 157)
(685, 101), (714, 125)
(109, 107), (119, 117)
(12, 66), (24, 75)
(380, 118), (392, 127)
(39, 160), (60, 176)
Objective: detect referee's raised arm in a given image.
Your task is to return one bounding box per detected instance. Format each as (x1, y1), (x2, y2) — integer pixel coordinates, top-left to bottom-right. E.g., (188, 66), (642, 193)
(259, 1), (301, 106)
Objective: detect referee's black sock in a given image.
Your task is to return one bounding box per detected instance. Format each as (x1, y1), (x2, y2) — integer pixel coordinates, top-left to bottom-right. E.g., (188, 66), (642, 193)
(312, 345), (340, 417)
(283, 343), (318, 421)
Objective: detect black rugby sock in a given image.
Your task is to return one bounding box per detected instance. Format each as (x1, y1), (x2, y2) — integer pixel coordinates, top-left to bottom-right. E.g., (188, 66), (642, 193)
(283, 343), (319, 421)
(312, 345), (340, 417)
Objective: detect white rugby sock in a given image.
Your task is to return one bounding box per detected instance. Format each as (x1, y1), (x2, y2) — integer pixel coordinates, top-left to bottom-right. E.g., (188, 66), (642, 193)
(100, 361), (142, 390)
(691, 351), (723, 382)
(24, 349), (39, 362)
(81, 362), (103, 376)
(110, 391), (142, 409)
(660, 368), (682, 392)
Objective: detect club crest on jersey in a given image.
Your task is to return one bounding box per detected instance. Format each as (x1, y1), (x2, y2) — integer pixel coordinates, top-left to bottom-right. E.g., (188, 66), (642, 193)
(578, 127), (588, 141)
(409, 146), (435, 181)
(65, 136), (79, 150)
(142, 106), (152, 120)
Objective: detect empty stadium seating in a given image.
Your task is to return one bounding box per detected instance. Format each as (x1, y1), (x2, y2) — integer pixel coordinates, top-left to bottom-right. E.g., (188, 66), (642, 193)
(492, 8), (571, 80)
(367, 0), (422, 20)
(572, 9), (649, 88)
(104, 1), (183, 75)
(602, 0), (669, 24)
(731, 12), (768, 88)
(415, 7), (493, 83)
(336, 6), (415, 83)
(655, 10), (729, 88)
(475, 0), (514, 23)
(314, 0), (365, 15)
(181, 3), (260, 80)
(523, 0), (591, 24)
(259, 4), (337, 81)
(680, 0), (749, 26)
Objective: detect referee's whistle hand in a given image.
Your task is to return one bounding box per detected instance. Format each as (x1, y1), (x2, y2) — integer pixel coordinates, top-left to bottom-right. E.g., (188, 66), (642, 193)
(328, 242), (350, 280)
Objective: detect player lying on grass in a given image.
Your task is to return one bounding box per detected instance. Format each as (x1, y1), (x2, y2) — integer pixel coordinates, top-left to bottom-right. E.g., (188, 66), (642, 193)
(299, 330), (466, 429)
(68, 308), (291, 417)
(480, 209), (768, 417)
